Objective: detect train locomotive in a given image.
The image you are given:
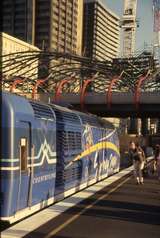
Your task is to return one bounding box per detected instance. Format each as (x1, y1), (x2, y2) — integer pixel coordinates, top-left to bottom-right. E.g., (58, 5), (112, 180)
(1, 91), (120, 223)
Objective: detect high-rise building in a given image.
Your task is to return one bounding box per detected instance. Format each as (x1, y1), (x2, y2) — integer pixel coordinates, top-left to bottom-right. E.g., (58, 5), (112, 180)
(83, 0), (120, 61)
(2, 0), (35, 44)
(35, 0), (83, 54)
(2, 0), (83, 55)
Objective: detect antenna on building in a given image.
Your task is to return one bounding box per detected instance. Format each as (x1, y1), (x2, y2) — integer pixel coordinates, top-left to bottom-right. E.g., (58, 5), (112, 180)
(121, 0), (139, 57)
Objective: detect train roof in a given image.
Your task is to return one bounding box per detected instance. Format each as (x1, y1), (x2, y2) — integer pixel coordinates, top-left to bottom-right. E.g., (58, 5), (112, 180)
(2, 91), (115, 129)
(2, 91), (34, 116)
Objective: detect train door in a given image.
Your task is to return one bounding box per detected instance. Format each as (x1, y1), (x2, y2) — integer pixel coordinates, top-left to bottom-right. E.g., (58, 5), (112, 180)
(17, 121), (32, 210)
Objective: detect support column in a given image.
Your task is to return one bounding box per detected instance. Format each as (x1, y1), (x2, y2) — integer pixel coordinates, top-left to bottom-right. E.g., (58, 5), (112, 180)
(128, 118), (138, 134)
(141, 118), (149, 136)
(157, 119), (160, 134)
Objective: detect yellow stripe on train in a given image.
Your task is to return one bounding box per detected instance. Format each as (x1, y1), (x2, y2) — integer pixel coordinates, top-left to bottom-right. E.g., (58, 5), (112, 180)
(73, 141), (120, 162)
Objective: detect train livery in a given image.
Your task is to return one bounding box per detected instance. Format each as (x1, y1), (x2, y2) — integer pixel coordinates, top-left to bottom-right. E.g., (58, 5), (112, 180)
(1, 91), (120, 223)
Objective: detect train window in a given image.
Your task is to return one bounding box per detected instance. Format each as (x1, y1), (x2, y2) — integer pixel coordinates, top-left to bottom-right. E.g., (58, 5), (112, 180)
(20, 138), (28, 172)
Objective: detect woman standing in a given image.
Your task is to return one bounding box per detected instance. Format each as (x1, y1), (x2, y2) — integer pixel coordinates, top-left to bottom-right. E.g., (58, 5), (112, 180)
(129, 141), (146, 185)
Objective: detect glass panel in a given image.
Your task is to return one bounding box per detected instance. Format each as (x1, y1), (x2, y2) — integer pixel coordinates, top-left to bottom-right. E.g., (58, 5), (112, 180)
(20, 138), (28, 172)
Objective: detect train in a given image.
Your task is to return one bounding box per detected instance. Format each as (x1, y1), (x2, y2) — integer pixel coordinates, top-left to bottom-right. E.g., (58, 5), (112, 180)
(1, 91), (120, 223)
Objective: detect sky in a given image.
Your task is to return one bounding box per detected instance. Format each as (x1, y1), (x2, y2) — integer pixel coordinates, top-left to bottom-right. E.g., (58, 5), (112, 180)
(101, 0), (154, 52)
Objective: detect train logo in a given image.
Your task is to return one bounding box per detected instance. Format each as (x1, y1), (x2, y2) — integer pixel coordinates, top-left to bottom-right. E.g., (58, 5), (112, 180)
(33, 139), (56, 166)
(83, 124), (94, 150)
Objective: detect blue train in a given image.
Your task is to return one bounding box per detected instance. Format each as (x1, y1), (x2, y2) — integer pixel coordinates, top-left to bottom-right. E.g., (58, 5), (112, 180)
(1, 91), (120, 223)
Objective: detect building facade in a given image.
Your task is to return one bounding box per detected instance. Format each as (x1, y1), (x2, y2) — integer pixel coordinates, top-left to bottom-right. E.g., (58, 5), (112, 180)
(1, 32), (39, 82)
(2, 0), (83, 55)
(83, 0), (120, 61)
(1, 32), (39, 55)
(2, 0), (35, 44)
(35, 0), (83, 54)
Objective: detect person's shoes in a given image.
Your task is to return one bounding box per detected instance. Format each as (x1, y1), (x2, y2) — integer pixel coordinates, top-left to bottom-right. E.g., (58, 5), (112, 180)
(140, 181), (144, 185)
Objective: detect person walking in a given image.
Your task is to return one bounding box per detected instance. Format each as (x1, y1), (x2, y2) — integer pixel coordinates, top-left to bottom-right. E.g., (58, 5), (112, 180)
(154, 144), (160, 180)
(129, 141), (146, 185)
